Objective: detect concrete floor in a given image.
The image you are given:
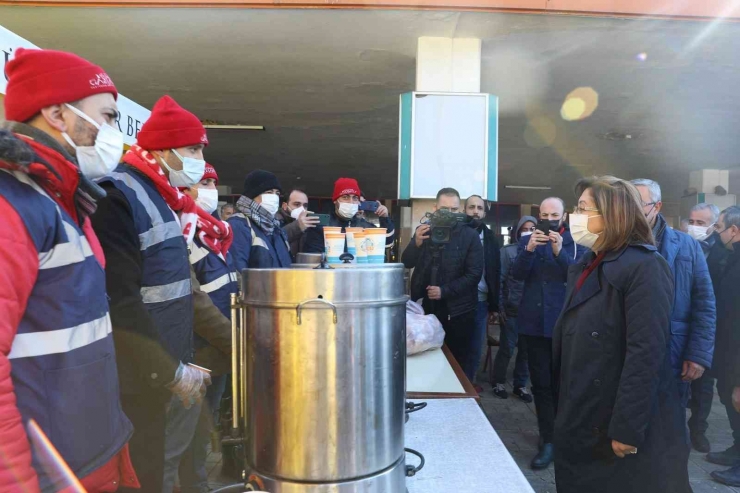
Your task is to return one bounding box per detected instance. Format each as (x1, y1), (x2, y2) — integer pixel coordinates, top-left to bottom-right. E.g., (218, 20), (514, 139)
(204, 341), (740, 493)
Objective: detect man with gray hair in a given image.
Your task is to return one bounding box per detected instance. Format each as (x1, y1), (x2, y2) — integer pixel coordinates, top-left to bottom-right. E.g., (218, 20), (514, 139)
(686, 202), (728, 451)
(708, 206), (740, 486)
(632, 179), (716, 452)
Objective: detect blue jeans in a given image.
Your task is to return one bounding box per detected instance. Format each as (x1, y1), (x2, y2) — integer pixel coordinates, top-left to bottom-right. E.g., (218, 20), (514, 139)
(162, 394), (203, 493)
(179, 375), (228, 493)
(492, 316), (529, 389)
(460, 301), (490, 382)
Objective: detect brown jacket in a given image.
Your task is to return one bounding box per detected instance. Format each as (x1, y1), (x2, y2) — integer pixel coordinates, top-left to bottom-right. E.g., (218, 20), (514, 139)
(190, 265), (232, 375)
(276, 208), (304, 259)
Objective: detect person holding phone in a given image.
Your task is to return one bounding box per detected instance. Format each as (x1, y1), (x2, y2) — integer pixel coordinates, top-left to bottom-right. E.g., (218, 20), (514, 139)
(512, 196), (588, 470)
(301, 177), (396, 254)
(277, 188), (320, 259)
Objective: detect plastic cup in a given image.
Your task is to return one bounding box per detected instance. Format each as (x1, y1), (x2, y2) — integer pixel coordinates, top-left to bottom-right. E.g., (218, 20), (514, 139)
(364, 228), (387, 264)
(324, 232), (346, 264)
(354, 232), (368, 263)
(323, 226), (342, 234)
(345, 232), (357, 262)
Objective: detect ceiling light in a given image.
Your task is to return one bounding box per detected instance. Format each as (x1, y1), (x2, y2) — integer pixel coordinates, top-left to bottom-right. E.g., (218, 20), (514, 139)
(505, 185), (552, 190)
(203, 125), (265, 131)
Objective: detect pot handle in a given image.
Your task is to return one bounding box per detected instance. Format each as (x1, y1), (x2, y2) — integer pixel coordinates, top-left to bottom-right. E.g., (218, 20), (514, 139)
(296, 298), (338, 325)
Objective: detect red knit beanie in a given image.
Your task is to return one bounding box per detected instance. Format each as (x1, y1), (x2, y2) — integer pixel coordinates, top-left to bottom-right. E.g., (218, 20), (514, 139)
(136, 95), (208, 150)
(332, 177), (361, 201)
(4, 48), (118, 123)
(202, 163), (218, 184)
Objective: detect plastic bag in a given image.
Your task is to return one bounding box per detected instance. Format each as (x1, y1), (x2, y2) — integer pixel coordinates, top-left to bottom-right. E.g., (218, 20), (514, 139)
(406, 300), (445, 356)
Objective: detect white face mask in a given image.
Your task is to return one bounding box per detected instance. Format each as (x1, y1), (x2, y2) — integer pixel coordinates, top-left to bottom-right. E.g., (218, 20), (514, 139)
(687, 224), (712, 242)
(195, 188), (219, 214)
(290, 206), (306, 220)
(520, 231), (533, 238)
(160, 149), (206, 188)
(337, 202), (359, 220)
(259, 193), (280, 216)
(570, 213), (602, 250)
(61, 103), (124, 180)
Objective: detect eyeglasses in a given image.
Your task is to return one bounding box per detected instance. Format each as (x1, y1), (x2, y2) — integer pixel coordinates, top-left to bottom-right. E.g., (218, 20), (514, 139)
(641, 201), (656, 208)
(573, 206), (600, 214)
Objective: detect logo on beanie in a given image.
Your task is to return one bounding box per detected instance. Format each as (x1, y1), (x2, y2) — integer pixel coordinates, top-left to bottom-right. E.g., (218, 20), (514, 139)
(339, 188), (359, 196)
(89, 73), (114, 89)
(200, 134), (208, 143)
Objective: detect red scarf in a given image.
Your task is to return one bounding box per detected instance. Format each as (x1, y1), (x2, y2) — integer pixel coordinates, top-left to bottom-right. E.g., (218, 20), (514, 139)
(123, 145), (233, 255)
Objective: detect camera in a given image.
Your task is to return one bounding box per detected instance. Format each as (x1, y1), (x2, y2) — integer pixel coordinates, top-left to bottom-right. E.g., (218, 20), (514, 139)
(423, 209), (468, 245)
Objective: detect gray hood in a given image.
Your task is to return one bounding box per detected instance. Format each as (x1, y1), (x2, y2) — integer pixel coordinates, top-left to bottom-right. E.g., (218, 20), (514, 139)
(515, 215), (538, 239)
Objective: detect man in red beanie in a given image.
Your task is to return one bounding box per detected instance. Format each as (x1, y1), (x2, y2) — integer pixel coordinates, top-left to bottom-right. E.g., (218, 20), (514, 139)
(302, 177), (396, 254)
(179, 164), (238, 493)
(91, 95), (229, 492)
(0, 48), (137, 492)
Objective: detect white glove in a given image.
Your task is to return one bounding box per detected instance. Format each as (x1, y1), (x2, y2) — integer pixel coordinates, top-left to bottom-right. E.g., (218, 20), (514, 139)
(166, 362), (211, 409)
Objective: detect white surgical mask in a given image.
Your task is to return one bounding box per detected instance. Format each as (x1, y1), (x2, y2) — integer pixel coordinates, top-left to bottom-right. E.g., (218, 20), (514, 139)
(161, 149), (206, 188)
(687, 224), (712, 242)
(338, 202), (359, 220)
(62, 103), (124, 180)
(520, 231), (533, 238)
(290, 206), (306, 220)
(260, 193), (280, 216)
(195, 188), (219, 214)
(570, 213), (602, 250)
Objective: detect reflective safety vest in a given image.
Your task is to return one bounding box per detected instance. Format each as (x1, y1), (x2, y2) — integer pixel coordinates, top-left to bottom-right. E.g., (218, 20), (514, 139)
(0, 169), (132, 491)
(189, 236), (238, 320)
(101, 165), (194, 365)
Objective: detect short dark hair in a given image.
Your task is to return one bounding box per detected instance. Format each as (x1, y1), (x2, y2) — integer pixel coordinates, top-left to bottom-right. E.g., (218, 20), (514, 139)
(465, 194), (486, 209)
(221, 203), (235, 211)
(436, 187), (460, 201)
(287, 188), (307, 199)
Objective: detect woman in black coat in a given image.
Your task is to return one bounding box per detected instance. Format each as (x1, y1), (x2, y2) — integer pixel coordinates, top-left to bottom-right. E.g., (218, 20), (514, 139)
(553, 176), (691, 493)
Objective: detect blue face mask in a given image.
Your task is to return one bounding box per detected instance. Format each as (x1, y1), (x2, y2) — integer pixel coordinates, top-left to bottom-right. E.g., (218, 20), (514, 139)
(161, 149), (206, 188)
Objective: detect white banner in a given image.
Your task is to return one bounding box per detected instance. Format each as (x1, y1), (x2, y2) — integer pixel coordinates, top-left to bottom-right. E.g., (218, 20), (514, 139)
(1, 25), (150, 145)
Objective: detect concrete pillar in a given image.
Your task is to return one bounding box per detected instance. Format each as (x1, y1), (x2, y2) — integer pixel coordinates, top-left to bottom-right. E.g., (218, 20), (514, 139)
(402, 37), (482, 250)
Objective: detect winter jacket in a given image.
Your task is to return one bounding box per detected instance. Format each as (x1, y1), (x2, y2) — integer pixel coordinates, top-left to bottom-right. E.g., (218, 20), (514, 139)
(474, 223), (501, 313)
(512, 224), (587, 338)
(228, 214), (293, 270)
(653, 215), (716, 403)
(302, 210), (396, 254)
(276, 208), (305, 259)
(713, 245), (740, 394)
(189, 236), (238, 376)
(93, 165), (192, 395)
(702, 232), (731, 295)
(402, 222), (483, 318)
(499, 216), (537, 318)
(0, 125), (133, 492)
(553, 245), (691, 493)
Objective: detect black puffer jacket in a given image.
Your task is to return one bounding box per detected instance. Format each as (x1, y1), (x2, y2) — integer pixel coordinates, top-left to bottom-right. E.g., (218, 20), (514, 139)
(402, 222), (483, 318)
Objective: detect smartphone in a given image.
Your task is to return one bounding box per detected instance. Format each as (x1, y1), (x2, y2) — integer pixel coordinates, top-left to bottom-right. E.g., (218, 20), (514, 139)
(358, 201), (379, 213)
(535, 219), (550, 235)
(308, 213), (331, 226)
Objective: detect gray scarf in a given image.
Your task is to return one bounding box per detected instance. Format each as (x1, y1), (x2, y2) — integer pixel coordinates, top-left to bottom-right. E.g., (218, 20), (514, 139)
(235, 195), (281, 235)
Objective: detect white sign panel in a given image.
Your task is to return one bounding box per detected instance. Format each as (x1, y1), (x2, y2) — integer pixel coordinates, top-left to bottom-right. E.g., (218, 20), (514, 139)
(1, 25), (150, 145)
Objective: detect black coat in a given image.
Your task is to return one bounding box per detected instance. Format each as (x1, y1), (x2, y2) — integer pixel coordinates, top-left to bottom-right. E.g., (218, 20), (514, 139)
(402, 222), (483, 318)
(714, 245), (740, 395)
(553, 244), (691, 493)
(477, 224), (501, 313)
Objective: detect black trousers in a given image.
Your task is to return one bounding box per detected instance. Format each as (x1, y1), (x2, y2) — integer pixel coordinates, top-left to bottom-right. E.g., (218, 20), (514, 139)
(718, 379), (740, 449)
(119, 389), (171, 493)
(521, 334), (555, 444)
(442, 309), (477, 378)
(688, 374), (715, 435)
